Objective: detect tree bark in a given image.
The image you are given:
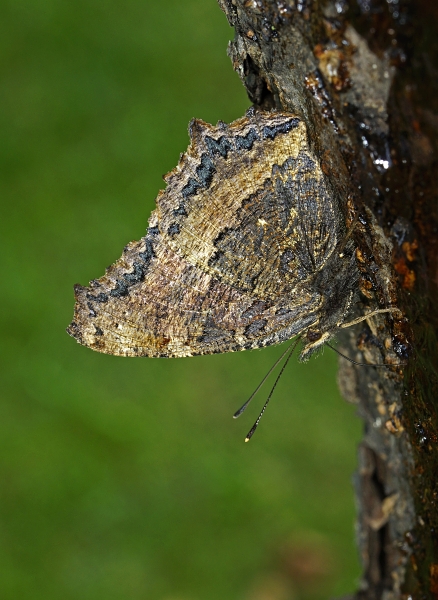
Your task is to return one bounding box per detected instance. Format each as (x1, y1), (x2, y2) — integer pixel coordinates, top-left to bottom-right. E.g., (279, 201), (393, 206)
(217, 1), (438, 598)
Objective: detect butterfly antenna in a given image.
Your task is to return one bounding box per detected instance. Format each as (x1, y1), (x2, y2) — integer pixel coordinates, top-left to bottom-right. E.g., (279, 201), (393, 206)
(233, 339), (297, 419)
(326, 342), (400, 367)
(244, 337), (300, 442)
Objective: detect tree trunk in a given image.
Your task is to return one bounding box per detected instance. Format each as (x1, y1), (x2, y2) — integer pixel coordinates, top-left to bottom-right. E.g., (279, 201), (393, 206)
(217, 0), (438, 597)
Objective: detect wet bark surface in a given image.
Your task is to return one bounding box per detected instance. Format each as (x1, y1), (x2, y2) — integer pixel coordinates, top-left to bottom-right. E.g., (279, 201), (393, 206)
(217, 0), (438, 597)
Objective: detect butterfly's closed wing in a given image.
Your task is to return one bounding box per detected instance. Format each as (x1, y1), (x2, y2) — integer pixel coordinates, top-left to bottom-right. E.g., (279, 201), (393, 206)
(68, 110), (358, 358)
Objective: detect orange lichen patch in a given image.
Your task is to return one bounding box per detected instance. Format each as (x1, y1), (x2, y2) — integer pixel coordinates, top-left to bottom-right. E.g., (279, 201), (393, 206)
(402, 239), (418, 262)
(394, 256), (416, 290)
(314, 44), (351, 91)
(304, 71), (337, 126)
(359, 278), (374, 298)
(356, 248), (366, 263)
(394, 239), (418, 290)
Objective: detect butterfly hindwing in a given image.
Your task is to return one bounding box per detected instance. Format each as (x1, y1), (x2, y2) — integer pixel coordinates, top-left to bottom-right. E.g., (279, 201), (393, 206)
(68, 221), (321, 357)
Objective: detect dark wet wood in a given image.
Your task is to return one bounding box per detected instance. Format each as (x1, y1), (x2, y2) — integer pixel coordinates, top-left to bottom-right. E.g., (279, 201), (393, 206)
(217, 0), (438, 597)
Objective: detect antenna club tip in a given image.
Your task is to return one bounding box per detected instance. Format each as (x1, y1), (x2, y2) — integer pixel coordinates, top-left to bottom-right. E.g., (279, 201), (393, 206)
(244, 437), (250, 443)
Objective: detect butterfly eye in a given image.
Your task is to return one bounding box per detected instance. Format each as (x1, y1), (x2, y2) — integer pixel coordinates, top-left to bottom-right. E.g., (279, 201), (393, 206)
(306, 330), (322, 342)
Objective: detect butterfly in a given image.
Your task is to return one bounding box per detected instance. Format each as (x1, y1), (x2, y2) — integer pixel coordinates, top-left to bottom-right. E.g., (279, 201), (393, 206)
(67, 109), (360, 362)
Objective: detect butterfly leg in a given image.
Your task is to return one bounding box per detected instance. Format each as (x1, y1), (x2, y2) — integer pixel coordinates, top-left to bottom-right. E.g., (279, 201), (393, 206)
(339, 307), (402, 329)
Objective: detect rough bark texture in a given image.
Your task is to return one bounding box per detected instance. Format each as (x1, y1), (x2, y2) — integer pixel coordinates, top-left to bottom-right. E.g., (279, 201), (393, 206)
(217, 0), (438, 598)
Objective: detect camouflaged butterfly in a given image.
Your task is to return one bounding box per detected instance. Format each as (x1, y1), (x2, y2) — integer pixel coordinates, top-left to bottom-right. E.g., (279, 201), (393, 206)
(67, 109), (359, 362)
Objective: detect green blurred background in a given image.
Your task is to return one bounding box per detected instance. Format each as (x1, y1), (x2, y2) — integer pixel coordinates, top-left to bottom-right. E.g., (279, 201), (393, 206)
(1, 1), (363, 598)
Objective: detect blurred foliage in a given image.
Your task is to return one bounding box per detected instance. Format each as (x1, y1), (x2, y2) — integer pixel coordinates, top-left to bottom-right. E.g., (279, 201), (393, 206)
(0, 1), (362, 599)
